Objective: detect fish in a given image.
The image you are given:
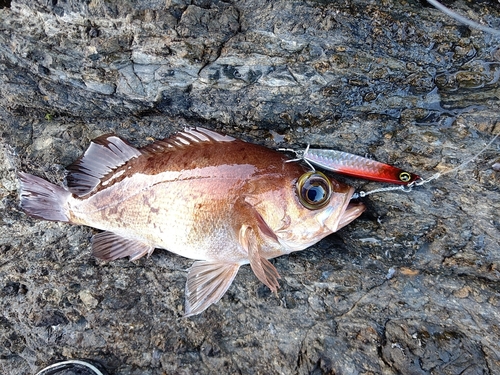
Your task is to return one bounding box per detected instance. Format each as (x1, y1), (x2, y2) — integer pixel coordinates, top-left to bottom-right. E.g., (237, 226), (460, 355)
(303, 148), (420, 185)
(18, 128), (365, 316)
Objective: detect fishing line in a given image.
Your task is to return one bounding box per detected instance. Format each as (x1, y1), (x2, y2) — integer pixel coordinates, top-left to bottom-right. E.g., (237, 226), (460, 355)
(355, 131), (499, 198)
(351, 185), (412, 200)
(354, 0), (500, 197)
(427, 0), (500, 36)
(411, 130), (499, 185)
(282, 2), (500, 199)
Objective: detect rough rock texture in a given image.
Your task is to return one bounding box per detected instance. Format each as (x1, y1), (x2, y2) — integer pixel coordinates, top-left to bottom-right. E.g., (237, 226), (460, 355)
(1, 0), (499, 374)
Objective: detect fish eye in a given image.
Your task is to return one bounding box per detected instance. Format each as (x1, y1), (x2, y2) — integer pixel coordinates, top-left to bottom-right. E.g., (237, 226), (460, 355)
(399, 172), (411, 182)
(296, 171), (332, 210)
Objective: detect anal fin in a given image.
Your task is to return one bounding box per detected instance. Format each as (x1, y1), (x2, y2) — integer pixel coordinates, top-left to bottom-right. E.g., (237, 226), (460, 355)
(185, 261), (240, 317)
(92, 231), (154, 261)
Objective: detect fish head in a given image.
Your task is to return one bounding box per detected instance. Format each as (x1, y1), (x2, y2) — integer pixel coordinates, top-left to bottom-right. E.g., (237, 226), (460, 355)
(250, 169), (365, 253)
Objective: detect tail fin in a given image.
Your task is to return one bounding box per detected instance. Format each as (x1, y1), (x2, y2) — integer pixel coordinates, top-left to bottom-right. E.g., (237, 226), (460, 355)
(18, 172), (71, 222)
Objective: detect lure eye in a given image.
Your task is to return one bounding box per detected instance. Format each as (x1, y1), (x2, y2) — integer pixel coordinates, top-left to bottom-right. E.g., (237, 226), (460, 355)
(399, 171), (411, 183)
(296, 171), (332, 210)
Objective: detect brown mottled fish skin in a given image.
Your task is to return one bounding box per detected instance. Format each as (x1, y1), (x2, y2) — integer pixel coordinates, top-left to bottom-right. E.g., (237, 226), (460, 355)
(18, 128), (365, 316)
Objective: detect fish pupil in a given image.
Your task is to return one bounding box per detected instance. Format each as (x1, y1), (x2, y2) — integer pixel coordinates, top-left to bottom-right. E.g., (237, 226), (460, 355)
(307, 185), (324, 202)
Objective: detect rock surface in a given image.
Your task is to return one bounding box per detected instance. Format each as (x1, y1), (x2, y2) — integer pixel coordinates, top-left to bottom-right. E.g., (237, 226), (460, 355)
(1, 0), (499, 374)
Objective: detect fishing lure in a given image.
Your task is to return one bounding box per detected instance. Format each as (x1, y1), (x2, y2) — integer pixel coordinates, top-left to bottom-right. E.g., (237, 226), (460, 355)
(303, 148), (420, 185)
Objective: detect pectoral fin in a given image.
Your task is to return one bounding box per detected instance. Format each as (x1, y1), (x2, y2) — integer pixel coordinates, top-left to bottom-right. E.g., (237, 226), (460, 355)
(185, 261), (240, 317)
(239, 225), (281, 293)
(92, 231), (154, 261)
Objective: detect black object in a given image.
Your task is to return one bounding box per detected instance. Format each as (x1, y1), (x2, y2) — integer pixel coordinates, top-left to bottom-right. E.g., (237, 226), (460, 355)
(35, 360), (108, 375)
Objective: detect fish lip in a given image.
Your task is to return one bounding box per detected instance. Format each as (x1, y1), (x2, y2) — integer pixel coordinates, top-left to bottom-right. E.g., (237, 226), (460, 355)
(337, 188), (366, 230)
(331, 187), (365, 231)
(338, 201), (365, 230)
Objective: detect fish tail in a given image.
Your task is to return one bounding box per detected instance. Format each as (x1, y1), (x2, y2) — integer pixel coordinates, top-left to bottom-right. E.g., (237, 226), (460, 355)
(18, 172), (71, 222)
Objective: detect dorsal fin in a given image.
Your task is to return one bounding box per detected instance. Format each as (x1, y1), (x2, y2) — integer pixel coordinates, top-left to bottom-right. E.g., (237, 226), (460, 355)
(140, 127), (236, 153)
(179, 127), (236, 143)
(66, 128), (234, 196)
(66, 134), (142, 196)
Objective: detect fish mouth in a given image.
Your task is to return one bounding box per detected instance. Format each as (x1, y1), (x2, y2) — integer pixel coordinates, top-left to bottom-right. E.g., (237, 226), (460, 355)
(337, 201), (365, 230)
(335, 187), (365, 231)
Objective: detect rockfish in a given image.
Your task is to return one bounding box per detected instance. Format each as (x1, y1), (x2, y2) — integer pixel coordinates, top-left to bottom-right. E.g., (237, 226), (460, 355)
(18, 128), (365, 316)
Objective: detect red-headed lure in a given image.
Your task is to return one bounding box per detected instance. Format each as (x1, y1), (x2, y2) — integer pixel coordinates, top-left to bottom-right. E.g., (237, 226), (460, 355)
(303, 148), (420, 185)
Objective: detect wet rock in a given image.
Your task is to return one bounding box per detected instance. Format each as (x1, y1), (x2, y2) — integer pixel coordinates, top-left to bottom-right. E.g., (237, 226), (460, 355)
(382, 320), (489, 374)
(1, 0), (500, 374)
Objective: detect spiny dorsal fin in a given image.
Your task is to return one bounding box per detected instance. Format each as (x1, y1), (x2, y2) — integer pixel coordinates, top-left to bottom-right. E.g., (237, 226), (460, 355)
(66, 128), (234, 196)
(66, 134), (142, 196)
(181, 127), (236, 143)
(141, 127), (236, 154)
